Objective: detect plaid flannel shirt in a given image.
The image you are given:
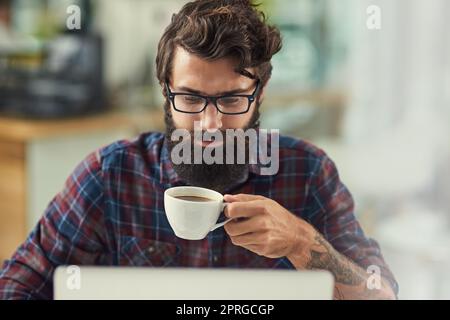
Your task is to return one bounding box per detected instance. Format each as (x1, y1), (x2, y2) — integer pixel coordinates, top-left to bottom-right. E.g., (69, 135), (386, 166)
(0, 132), (398, 299)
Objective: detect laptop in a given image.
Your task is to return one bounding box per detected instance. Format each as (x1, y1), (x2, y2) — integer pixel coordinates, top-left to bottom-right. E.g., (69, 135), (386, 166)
(54, 267), (334, 300)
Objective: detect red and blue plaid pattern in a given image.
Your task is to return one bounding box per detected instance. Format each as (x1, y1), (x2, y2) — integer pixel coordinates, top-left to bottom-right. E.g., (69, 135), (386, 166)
(0, 132), (398, 299)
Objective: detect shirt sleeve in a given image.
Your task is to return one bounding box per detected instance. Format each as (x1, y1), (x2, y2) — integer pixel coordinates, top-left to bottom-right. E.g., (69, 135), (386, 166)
(0, 151), (109, 300)
(307, 153), (399, 296)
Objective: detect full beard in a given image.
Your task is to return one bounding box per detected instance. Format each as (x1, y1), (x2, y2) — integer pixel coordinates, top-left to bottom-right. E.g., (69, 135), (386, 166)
(164, 100), (260, 194)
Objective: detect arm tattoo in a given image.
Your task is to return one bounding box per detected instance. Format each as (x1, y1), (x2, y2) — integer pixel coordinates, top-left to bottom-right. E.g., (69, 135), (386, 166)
(299, 232), (395, 299)
(305, 233), (365, 286)
(334, 286), (344, 300)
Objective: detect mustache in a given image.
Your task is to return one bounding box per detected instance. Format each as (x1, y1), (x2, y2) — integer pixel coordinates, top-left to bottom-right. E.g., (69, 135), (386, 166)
(185, 129), (227, 137)
(169, 130), (255, 153)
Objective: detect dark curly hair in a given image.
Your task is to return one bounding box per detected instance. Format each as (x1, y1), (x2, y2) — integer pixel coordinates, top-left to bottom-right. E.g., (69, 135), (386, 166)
(156, 0), (282, 90)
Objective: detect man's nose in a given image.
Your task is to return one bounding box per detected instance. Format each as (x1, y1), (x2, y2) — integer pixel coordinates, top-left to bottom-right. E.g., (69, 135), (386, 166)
(200, 101), (223, 130)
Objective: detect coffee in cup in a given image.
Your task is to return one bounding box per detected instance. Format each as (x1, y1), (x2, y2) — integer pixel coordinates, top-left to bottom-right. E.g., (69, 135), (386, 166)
(164, 186), (231, 240)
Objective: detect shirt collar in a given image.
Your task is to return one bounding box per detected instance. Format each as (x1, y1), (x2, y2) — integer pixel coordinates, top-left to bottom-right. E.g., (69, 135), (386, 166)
(159, 137), (183, 185)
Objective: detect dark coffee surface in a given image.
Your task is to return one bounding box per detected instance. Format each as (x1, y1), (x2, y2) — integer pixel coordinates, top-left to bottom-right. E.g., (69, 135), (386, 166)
(174, 195), (215, 202)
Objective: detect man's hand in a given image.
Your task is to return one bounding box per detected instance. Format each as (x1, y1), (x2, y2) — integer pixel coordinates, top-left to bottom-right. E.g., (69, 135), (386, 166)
(223, 193), (315, 260)
(223, 193), (396, 300)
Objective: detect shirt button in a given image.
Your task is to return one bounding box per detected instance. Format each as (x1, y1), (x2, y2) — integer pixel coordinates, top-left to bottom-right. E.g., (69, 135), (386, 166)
(148, 246), (155, 254)
(213, 255), (219, 263)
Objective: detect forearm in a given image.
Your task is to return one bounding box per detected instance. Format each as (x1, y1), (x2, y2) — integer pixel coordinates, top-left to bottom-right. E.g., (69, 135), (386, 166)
(287, 230), (396, 300)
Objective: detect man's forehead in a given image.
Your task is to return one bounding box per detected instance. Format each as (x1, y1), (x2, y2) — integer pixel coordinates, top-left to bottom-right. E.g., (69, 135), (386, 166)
(171, 46), (255, 93)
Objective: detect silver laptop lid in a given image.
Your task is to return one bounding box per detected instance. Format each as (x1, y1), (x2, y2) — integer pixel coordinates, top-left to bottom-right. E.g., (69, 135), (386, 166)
(54, 267), (334, 300)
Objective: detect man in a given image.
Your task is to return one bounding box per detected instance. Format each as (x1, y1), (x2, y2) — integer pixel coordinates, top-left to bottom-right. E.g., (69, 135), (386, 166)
(0, 0), (397, 299)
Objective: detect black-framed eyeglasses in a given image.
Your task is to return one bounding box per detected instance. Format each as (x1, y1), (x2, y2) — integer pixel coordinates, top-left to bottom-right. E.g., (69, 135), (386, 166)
(165, 79), (260, 115)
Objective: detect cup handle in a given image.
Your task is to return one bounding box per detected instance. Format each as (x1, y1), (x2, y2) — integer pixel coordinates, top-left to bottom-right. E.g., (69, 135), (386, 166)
(210, 203), (232, 231)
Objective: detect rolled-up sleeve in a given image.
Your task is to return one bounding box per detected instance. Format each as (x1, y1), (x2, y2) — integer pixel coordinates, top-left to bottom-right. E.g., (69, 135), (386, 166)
(307, 153), (399, 296)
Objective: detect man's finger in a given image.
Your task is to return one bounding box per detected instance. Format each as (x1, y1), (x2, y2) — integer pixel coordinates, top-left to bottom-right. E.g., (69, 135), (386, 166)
(224, 216), (265, 236)
(224, 200), (266, 219)
(223, 193), (266, 203)
(229, 232), (265, 247)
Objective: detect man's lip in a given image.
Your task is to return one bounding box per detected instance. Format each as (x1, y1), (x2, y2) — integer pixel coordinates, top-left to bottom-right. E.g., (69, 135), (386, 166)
(195, 140), (224, 147)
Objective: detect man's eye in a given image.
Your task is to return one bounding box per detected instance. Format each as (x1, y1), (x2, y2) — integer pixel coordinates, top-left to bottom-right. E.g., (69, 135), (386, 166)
(220, 97), (240, 105)
(182, 96), (203, 104)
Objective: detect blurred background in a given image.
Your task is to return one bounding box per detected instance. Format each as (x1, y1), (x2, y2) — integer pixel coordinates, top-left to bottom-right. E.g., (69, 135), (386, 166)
(0, 0), (449, 299)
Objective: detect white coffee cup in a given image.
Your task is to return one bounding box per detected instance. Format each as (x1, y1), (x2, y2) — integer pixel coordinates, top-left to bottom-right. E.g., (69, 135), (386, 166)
(164, 186), (232, 240)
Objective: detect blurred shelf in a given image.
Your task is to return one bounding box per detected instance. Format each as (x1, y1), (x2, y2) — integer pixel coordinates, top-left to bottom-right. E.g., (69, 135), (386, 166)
(261, 89), (348, 140)
(264, 89), (348, 108)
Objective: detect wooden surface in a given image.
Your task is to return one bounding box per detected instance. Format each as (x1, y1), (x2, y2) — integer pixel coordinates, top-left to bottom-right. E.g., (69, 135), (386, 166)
(0, 140), (26, 262)
(0, 109), (165, 142)
(0, 109), (165, 263)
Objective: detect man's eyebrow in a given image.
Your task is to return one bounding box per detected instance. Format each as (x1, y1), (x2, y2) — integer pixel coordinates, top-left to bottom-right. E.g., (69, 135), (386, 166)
(175, 86), (249, 96)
